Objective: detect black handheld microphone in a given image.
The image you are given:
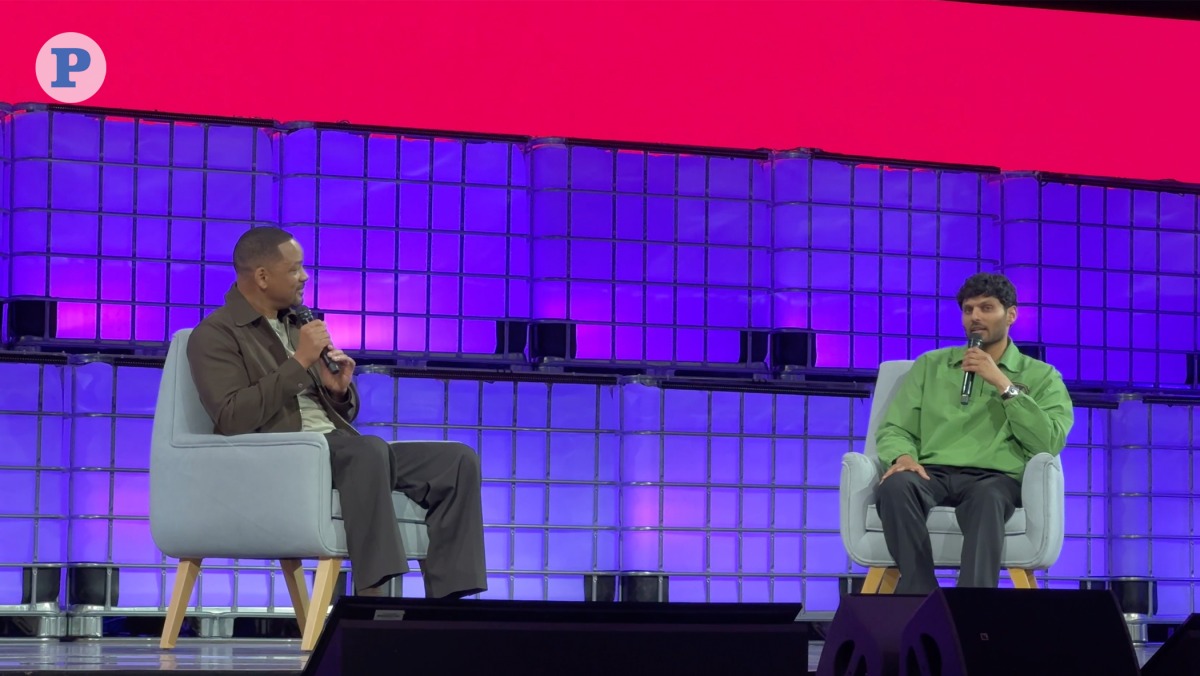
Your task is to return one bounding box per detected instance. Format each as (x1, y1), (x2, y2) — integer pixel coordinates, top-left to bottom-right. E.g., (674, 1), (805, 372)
(960, 332), (983, 405)
(293, 305), (340, 374)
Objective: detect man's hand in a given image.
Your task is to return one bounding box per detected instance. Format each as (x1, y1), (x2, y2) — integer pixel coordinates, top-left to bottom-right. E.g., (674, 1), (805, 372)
(962, 347), (1011, 391)
(881, 454), (929, 483)
(295, 320), (331, 370)
(318, 348), (355, 397)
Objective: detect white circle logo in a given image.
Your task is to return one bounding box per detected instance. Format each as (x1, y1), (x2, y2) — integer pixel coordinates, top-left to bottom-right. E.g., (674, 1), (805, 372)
(36, 33), (106, 104)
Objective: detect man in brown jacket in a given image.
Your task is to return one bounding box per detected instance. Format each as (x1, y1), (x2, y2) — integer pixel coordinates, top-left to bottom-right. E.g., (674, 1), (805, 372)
(187, 226), (487, 599)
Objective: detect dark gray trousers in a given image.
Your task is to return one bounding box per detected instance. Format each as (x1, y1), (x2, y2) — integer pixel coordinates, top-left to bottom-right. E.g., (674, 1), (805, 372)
(325, 430), (487, 599)
(875, 465), (1021, 595)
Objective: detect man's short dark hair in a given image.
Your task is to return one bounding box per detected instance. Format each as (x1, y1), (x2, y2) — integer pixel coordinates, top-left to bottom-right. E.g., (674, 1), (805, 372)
(956, 272), (1017, 309)
(233, 227), (294, 274)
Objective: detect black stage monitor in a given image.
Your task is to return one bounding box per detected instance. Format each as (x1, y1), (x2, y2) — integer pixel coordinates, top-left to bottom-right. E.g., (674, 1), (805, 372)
(302, 597), (809, 676)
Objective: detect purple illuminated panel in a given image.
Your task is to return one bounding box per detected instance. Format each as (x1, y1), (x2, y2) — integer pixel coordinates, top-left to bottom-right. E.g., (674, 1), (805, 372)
(361, 375), (620, 592)
(0, 363), (68, 579)
(1000, 175), (1199, 386)
(8, 110), (277, 344)
(619, 382), (856, 603)
(775, 153), (992, 369)
(531, 141), (769, 365)
(278, 128), (527, 357)
(11, 107), (1200, 611)
(57, 362), (163, 605)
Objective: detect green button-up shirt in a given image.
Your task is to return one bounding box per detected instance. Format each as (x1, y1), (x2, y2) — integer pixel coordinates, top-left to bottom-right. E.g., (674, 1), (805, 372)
(875, 341), (1074, 481)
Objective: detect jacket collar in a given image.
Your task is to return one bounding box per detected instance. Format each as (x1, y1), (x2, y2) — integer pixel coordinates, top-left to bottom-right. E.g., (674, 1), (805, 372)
(225, 284), (298, 327)
(948, 338), (1025, 374)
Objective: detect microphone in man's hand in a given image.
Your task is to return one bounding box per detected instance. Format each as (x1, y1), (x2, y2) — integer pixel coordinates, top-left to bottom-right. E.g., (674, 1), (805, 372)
(960, 332), (983, 405)
(293, 305), (340, 374)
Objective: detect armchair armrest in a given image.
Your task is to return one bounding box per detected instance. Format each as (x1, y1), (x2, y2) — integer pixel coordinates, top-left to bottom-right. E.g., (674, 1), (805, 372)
(169, 431), (329, 450)
(840, 452), (882, 553)
(1018, 452), (1065, 569)
(150, 432), (341, 560)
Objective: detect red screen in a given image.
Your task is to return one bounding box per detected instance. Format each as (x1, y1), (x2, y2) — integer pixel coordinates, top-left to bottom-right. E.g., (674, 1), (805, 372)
(4, 0), (1199, 183)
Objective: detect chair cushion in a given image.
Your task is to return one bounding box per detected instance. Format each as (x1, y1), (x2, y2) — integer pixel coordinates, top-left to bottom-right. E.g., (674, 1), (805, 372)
(332, 489), (426, 524)
(866, 504), (1027, 535)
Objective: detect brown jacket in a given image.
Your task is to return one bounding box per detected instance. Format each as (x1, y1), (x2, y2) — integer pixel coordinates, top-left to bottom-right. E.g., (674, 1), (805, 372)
(187, 285), (360, 436)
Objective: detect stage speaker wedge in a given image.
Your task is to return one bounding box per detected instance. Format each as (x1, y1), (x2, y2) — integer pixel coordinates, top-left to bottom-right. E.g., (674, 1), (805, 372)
(817, 593), (927, 676)
(302, 597), (809, 676)
(900, 588), (1138, 676)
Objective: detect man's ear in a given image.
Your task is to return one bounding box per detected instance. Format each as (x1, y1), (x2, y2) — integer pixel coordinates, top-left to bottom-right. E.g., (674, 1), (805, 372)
(1007, 305), (1017, 326)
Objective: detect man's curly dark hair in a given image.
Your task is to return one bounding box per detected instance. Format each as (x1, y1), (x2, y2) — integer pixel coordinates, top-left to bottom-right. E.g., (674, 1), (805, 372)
(956, 272), (1017, 309)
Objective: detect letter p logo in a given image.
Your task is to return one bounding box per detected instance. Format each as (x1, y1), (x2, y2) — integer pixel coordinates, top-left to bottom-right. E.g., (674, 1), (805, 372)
(36, 33), (106, 103)
(50, 48), (91, 88)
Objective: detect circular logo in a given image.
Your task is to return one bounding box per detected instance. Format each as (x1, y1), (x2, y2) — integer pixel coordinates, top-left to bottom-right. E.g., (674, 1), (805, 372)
(35, 32), (106, 104)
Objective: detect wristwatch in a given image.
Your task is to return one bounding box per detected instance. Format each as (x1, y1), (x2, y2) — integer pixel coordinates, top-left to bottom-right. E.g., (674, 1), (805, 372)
(1000, 384), (1022, 400)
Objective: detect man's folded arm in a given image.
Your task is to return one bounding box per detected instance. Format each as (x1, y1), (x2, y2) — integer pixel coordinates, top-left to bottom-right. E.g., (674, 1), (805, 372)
(1004, 369), (1073, 459)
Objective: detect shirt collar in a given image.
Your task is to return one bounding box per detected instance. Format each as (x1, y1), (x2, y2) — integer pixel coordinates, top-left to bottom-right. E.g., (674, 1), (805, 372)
(948, 338), (1025, 374)
(225, 284), (298, 327)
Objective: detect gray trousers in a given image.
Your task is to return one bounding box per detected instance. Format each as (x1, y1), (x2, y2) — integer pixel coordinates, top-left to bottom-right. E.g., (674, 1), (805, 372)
(875, 465), (1021, 595)
(325, 430), (487, 599)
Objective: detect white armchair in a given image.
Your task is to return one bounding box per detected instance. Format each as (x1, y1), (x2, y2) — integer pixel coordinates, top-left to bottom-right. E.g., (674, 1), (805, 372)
(839, 360), (1065, 593)
(150, 329), (429, 650)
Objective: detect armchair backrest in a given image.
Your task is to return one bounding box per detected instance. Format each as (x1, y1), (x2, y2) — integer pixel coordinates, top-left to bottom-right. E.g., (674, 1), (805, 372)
(151, 329), (215, 451)
(863, 360), (915, 460)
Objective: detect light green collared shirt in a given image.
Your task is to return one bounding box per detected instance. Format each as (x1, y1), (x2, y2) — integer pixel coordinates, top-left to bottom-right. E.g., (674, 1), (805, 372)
(875, 341), (1074, 481)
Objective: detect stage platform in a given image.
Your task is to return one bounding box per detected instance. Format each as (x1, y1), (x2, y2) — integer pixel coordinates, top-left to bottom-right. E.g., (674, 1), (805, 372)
(0, 638), (1165, 675)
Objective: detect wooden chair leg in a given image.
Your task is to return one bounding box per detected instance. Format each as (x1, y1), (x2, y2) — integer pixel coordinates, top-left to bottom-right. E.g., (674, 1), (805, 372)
(160, 558), (202, 650)
(862, 566), (900, 594)
(280, 559), (309, 631)
(1008, 568), (1038, 589)
(878, 567), (900, 593)
(862, 567), (885, 593)
(301, 558), (342, 652)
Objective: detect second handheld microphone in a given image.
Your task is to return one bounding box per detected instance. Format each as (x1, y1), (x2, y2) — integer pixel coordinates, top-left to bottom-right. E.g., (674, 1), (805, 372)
(960, 332), (983, 406)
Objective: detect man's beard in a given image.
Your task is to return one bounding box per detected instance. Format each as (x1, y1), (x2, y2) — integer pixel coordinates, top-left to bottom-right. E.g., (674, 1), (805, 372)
(980, 331), (1006, 348)
(967, 327), (1005, 347)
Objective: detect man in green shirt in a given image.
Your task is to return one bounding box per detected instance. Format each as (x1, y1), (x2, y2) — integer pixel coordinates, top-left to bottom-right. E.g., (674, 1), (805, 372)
(875, 273), (1074, 594)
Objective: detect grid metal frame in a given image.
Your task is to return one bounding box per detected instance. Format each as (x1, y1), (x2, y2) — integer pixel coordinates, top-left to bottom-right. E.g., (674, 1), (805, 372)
(354, 370), (622, 601)
(6, 359), (1196, 614)
(528, 140), (773, 365)
(998, 174), (1200, 387)
(772, 152), (999, 369)
(278, 127), (531, 357)
(0, 360), (68, 608)
(1049, 405), (1111, 585)
(3, 106), (1200, 615)
(1106, 400), (1200, 616)
(6, 108), (278, 345)
(6, 108), (1199, 382)
(617, 380), (872, 611)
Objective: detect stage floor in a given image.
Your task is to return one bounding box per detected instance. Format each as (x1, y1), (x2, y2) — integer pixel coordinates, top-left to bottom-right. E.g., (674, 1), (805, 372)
(0, 638), (1165, 674)
(0, 639), (307, 674)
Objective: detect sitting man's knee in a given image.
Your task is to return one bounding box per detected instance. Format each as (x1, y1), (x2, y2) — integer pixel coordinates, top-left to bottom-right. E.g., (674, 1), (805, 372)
(363, 435), (392, 457)
(450, 442), (481, 474)
(336, 435), (393, 476)
(876, 471), (921, 503)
